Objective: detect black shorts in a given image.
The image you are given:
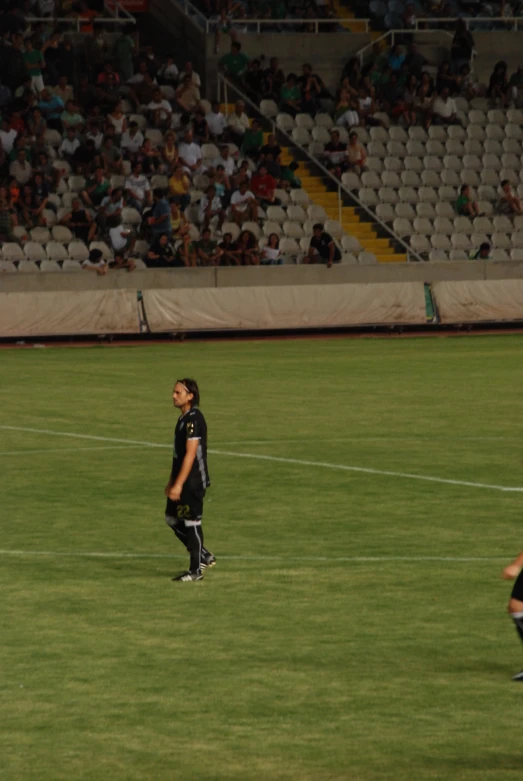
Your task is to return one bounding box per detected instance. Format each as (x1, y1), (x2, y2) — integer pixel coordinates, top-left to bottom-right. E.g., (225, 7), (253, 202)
(511, 569), (523, 601)
(165, 483), (205, 524)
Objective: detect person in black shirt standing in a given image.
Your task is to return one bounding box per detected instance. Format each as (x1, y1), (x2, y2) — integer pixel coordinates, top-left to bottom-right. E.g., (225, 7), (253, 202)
(306, 223), (341, 268)
(165, 378), (215, 581)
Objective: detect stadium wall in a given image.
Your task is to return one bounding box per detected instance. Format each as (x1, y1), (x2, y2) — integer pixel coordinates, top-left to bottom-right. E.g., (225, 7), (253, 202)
(2, 264), (523, 336)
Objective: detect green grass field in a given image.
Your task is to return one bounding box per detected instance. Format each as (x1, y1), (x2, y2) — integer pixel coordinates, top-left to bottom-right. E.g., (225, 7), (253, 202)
(2, 334), (523, 781)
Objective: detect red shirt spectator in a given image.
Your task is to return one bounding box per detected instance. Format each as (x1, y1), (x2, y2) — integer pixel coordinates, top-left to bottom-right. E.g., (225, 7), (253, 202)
(251, 165), (276, 202)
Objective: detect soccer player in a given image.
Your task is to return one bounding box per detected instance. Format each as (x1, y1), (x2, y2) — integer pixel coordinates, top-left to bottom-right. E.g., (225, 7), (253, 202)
(165, 379), (215, 581)
(503, 551), (523, 679)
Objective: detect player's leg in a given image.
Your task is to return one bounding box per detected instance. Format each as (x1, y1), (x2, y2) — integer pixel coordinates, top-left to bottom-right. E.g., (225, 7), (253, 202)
(508, 570), (523, 680)
(165, 498), (190, 549)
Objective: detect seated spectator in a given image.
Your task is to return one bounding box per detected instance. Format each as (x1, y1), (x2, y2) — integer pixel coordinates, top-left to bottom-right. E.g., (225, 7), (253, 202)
(436, 61), (460, 95)
(168, 164), (191, 210)
(259, 134), (281, 166)
(174, 233), (197, 267)
(82, 248), (108, 275)
(71, 138), (97, 175)
(244, 59), (264, 97)
(106, 101), (127, 138)
(280, 74), (302, 118)
(26, 107), (46, 140)
(178, 129), (203, 176)
(121, 121), (144, 158)
(298, 63), (329, 115)
(61, 100), (85, 132)
(305, 223), (341, 268)
(97, 187), (124, 234)
(508, 67), (523, 105)
(281, 160), (301, 189)
(34, 150), (60, 188)
(487, 61), (509, 107)
(402, 75), (418, 127)
(18, 184), (45, 228)
(61, 196), (95, 243)
(148, 88), (173, 129)
(124, 162), (152, 212)
(128, 73), (156, 111)
(227, 101), (250, 144)
(234, 160), (252, 189)
(230, 181), (258, 225)
(148, 188), (172, 238)
(114, 28), (136, 83)
(9, 149), (32, 185)
(109, 250), (136, 272)
(178, 61), (201, 89)
(199, 184), (226, 231)
(175, 76), (200, 115)
(170, 201), (190, 239)
(261, 233), (282, 265)
(135, 137), (162, 174)
(219, 41), (249, 79)
(59, 127), (81, 164)
(157, 55), (179, 85)
(0, 197), (18, 243)
(86, 121), (104, 151)
(455, 184), (480, 217)
(432, 88), (461, 126)
(31, 172), (51, 213)
(205, 100), (227, 141)
(52, 75), (74, 105)
(219, 231), (242, 265)
(404, 43), (427, 81)
(357, 86), (382, 127)
(0, 118), (18, 155)
(23, 36), (45, 96)
(161, 130), (179, 173)
(108, 215), (136, 256)
(212, 145), (235, 178)
(196, 227), (223, 266)
(251, 164), (279, 207)
(82, 167), (111, 208)
(262, 57), (285, 100)
(76, 74), (97, 113)
(237, 229), (259, 265)
(347, 131), (367, 174)
(193, 108), (210, 144)
(127, 59), (152, 86)
(100, 135), (124, 175)
(469, 242), (491, 260)
(498, 179), (523, 214)
(335, 89), (359, 128)
(324, 129), (348, 179)
(388, 44), (406, 72)
(38, 88), (64, 130)
(414, 82), (434, 129)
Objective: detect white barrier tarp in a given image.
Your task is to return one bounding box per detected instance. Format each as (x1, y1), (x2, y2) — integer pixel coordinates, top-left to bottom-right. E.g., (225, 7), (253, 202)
(0, 290), (139, 337)
(433, 280), (523, 323)
(143, 283), (426, 331)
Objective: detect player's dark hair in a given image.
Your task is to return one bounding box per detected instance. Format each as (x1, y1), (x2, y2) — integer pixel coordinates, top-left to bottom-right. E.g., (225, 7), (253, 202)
(177, 378), (200, 406)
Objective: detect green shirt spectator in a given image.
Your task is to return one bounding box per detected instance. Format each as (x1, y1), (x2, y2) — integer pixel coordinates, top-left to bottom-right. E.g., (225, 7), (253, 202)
(219, 42), (249, 77)
(23, 42), (44, 77)
(242, 121), (263, 156)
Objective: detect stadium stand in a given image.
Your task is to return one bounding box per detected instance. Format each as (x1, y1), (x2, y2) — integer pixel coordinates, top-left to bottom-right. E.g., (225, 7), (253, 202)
(2, 1), (523, 275)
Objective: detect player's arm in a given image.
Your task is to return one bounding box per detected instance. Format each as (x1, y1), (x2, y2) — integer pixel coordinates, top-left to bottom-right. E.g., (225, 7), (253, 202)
(503, 551), (523, 579)
(167, 439), (198, 501)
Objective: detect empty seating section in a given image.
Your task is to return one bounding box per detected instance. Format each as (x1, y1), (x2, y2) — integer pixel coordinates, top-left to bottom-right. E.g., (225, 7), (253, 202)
(268, 98), (523, 262)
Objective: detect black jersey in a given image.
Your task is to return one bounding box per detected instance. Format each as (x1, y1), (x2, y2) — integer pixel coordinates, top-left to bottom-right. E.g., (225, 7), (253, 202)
(172, 407), (210, 489)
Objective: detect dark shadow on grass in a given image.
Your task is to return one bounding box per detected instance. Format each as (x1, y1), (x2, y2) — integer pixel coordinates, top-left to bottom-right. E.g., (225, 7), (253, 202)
(422, 753), (523, 772)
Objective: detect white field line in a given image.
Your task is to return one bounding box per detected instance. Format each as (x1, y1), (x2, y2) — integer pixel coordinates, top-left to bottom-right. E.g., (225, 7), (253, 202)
(1, 424), (522, 494)
(0, 444), (146, 457)
(0, 549), (507, 563)
(216, 436), (512, 445)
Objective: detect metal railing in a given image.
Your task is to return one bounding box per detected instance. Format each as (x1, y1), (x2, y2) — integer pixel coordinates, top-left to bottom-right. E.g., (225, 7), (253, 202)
(177, 0), (370, 33)
(26, 1), (136, 32)
(217, 74), (423, 263)
(357, 28), (455, 65)
(411, 16), (523, 30)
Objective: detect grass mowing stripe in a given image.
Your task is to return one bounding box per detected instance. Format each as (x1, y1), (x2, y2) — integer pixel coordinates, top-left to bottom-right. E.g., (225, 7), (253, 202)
(0, 548), (508, 563)
(0, 444), (147, 456)
(2, 424), (522, 494)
